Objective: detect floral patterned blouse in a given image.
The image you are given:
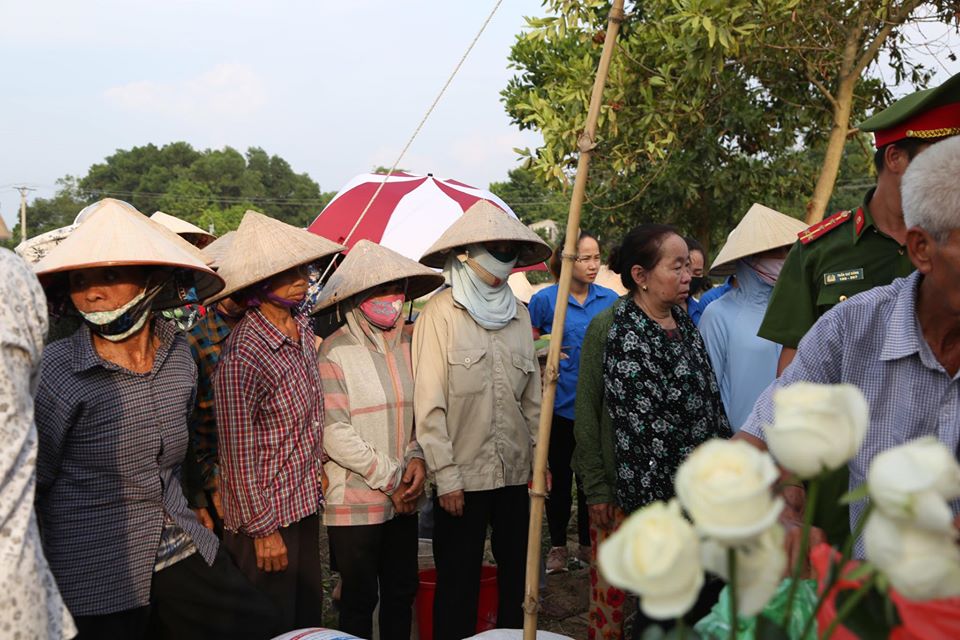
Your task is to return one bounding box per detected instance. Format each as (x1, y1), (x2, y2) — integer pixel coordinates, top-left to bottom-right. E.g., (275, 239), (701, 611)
(603, 299), (731, 514)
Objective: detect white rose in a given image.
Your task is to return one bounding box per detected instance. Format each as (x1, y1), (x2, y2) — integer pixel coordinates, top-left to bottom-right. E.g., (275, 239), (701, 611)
(864, 510), (960, 601)
(701, 525), (787, 617)
(598, 500), (704, 619)
(675, 439), (783, 544)
(765, 382), (868, 479)
(868, 437), (960, 532)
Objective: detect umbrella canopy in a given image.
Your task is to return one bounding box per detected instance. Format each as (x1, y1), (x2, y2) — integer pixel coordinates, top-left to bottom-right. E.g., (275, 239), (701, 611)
(307, 172), (545, 270)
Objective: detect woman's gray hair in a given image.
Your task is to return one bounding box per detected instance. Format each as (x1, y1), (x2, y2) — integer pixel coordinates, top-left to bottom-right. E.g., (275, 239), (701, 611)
(902, 136), (960, 242)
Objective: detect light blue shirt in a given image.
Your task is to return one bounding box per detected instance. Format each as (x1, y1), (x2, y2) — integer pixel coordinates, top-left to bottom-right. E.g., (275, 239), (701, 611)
(699, 262), (781, 431)
(528, 283), (617, 419)
(742, 271), (960, 552)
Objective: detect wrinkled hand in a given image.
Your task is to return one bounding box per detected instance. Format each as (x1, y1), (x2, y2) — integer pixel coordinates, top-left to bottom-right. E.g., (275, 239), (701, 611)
(401, 458), (426, 502)
(439, 489), (465, 517)
(390, 482), (417, 515)
(254, 532), (289, 573)
(588, 503), (617, 530)
(779, 484), (826, 578)
(192, 507), (215, 531)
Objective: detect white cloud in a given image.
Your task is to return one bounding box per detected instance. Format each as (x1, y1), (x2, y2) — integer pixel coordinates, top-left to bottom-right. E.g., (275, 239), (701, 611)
(103, 64), (266, 122)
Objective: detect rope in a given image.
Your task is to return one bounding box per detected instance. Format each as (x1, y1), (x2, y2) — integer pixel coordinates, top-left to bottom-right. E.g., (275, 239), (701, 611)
(324, 0), (504, 277)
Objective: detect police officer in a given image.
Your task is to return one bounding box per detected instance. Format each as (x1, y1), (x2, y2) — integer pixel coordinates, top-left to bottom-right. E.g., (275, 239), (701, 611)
(758, 71), (960, 543)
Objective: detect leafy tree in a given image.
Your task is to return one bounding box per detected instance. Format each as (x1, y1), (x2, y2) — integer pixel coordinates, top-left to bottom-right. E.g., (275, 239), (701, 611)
(503, 0), (959, 251)
(7, 143), (336, 246)
(488, 166), (569, 226)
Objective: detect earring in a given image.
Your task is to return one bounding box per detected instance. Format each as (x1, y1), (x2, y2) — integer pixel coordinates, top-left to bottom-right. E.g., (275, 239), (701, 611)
(642, 285), (648, 291)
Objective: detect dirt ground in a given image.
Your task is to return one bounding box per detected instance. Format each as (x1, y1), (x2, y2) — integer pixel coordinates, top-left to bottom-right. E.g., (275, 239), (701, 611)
(317, 499), (636, 639)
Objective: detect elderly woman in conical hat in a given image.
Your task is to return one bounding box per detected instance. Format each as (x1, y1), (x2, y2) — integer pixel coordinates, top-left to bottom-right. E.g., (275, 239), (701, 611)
(698, 203), (808, 431)
(31, 199), (277, 638)
(312, 239), (443, 639)
(212, 210), (343, 630)
(412, 200), (551, 638)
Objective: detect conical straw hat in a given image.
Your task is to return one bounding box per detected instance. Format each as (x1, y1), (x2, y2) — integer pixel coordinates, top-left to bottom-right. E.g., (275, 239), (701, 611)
(150, 211), (216, 247)
(419, 200), (552, 268)
(212, 210), (345, 302)
(201, 231), (235, 270)
(709, 203), (808, 275)
(312, 239), (445, 313)
(33, 198), (224, 308)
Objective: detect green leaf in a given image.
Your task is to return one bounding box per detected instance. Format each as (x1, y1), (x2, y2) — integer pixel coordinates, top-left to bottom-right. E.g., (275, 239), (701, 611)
(834, 584), (899, 638)
(840, 484), (869, 505)
(844, 561), (875, 582)
(755, 614), (791, 640)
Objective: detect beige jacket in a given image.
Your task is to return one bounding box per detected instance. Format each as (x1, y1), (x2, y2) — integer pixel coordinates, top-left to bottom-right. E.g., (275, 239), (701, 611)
(413, 289), (541, 495)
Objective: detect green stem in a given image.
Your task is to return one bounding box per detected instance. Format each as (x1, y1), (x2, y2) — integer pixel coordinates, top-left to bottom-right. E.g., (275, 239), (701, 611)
(797, 502), (873, 640)
(782, 478), (820, 627)
(820, 574), (878, 640)
(676, 616), (688, 640)
(728, 547), (738, 640)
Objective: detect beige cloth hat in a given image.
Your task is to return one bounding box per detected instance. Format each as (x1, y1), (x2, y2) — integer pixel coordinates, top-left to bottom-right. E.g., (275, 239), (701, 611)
(150, 211), (216, 247)
(201, 231), (235, 270)
(15, 224), (78, 264)
(709, 203), (808, 275)
(212, 210), (345, 301)
(419, 200), (552, 268)
(312, 239), (444, 313)
(32, 198), (224, 308)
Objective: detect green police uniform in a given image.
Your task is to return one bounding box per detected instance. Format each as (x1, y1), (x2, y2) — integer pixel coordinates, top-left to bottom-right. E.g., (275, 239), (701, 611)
(757, 70), (960, 545)
(758, 189), (914, 349)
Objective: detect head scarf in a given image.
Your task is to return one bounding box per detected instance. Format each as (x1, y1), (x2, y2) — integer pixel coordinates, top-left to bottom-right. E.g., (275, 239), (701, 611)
(444, 243), (517, 330)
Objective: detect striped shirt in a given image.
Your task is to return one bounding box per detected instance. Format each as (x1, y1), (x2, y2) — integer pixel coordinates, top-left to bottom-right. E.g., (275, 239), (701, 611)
(215, 309), (323, 537)
(318, 308), (424, 526)
(742, 272), (960, 553)
(35, 320), (218, 616)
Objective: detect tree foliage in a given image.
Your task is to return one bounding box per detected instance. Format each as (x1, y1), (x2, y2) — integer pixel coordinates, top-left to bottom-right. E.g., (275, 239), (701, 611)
(9, 143), (334, 244)
(502, 0), (958, 250)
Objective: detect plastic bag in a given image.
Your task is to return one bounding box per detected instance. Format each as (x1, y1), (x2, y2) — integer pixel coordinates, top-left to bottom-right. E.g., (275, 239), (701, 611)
(694, 579), (818, 639)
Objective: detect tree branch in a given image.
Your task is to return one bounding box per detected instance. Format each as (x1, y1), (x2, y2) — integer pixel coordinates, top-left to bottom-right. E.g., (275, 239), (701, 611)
(854, 0), (927, 75)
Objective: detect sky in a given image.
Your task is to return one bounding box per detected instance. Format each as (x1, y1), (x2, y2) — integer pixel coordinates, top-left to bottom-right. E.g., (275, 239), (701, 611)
(0, 0), (546, 231)
(1, 2), (956, 234)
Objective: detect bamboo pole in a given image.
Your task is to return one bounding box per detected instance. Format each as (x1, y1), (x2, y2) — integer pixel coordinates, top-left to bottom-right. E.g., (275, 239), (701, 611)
(522, 2), (625, 637)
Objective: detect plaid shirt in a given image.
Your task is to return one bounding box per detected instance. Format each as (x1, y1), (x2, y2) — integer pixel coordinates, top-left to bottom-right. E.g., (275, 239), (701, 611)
(34, 321), (218, 616)
(186, 309), (233, 489)
(215, 309), (324, 537)
(743, 272), (960, 555)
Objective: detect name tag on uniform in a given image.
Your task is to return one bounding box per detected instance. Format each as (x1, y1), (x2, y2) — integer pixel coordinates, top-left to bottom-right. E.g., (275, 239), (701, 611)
(823, 269), (864, 285)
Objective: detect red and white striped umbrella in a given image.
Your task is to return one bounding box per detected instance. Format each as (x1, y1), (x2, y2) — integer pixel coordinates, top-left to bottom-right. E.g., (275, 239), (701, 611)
(307, 172), (543, 268)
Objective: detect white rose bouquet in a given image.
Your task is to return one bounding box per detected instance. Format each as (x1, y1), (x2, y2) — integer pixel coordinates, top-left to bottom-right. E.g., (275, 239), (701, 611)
(598, 383), (960, 640)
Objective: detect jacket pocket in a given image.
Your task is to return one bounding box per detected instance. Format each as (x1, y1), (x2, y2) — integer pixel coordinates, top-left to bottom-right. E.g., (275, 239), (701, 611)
(447, 348), (487, 396)
(508, 353), (536, 398)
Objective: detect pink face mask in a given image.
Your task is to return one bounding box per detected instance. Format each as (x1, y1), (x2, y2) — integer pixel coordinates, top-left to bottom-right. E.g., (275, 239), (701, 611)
(746, 257), (785, 286)
(359, 293), (405, 330)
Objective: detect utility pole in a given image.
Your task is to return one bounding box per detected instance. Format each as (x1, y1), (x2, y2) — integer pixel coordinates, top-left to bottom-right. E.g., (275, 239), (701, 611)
(14, 186), (35, 243)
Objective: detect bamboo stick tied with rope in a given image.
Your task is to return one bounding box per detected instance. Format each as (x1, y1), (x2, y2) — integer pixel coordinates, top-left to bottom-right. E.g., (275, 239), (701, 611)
(522, 2), (626, 637)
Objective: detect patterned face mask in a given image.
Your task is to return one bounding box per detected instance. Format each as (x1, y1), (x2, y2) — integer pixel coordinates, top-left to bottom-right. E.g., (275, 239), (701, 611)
(359, 293), (405, 330)
(160, 285), (203, 332)
(78, 284), (163, 342)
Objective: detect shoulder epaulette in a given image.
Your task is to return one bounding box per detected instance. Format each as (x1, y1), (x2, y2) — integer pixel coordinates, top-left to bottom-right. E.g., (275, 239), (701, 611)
(798, 209), (853, 245)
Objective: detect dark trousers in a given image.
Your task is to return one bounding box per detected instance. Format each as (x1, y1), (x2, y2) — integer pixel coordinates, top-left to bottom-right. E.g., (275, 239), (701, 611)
(327, 514), (420, 639)
(432, 485), (529, 640)
(74, 546), (278, 640)
(223, 513), (324, 631)
(547, 414), (589, 547)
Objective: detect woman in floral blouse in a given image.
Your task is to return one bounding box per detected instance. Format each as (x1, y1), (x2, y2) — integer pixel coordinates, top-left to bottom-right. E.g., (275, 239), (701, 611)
(602, 224), (731, 515)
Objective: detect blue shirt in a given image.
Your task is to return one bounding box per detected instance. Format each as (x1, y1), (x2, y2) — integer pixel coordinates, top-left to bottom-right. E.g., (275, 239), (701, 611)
(689, 277), (734, 325)
(528, 283), (617, 419)
(742, 271), (960, 554)
(699, 262), (781, 431)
